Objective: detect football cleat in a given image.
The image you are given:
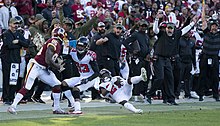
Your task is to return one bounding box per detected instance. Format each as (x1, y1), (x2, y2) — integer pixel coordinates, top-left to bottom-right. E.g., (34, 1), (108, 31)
(68, 107), (75, 112)
(7, 106), (17, 115)
(141, 68), (147, 82)
(53, 108), (69, 114)
(135, 109), (143, 114)
(190, 91), (199, 99)
(32, 97), (46, 104)
(70, 110), (83, 115)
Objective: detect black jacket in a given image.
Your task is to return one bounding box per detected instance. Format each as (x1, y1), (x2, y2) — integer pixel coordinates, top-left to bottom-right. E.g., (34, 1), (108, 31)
(101, 32), (122, 60)
(122, 31), (150, 58)
(1, 29), (30, 63)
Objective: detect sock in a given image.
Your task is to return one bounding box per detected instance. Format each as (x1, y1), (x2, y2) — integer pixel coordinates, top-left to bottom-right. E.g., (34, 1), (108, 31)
(52, 93), (60, 111)
(64, 90), (75, 107)
(11, 93), (24, 108)
(130, 76), (142, 85)
(74, 101), (81, 111)
(124, 102), (138, 113)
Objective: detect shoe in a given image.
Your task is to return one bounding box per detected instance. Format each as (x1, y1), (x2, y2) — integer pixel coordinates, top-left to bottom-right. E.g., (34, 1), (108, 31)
(199, 96), (204, 101)
(214, 97), (220, 102)
(134, 109), (143, 114)
(162, 100), (167, 104)
(19, 100), (27, 104)
(27, 98), (34, 102)
(53, 108), (69, 114)
(167, 102), (179, 106)
(7, 106), (17, 115)
(32, 97), (46, 104)
(69, 107), (75, 112)
(141, 68), (148, 82)
(4, 101), (12, 105)
(70, 110), (83, 115)
(190, 91), (199, 99)
(146, 97), (152, 104)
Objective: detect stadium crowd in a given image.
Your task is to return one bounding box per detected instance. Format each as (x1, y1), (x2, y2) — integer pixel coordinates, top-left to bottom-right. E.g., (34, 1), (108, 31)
(0, 0), (220, 114)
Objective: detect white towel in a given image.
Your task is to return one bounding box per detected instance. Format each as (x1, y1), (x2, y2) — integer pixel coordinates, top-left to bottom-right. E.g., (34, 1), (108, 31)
(9, 63), (19, 85)
(19, 57), (26, 78)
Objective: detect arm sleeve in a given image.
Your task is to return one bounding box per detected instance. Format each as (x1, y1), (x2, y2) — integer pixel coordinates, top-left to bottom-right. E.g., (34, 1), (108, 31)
(17, 34), (30, 48)
(153, 19), (160, 34)
(87, 60), (99, 81)
(181, 22), (195, 36)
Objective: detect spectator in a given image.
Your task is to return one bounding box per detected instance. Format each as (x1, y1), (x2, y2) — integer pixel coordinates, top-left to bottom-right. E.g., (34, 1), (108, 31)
(198, 6), (220, 102)
(41, 0), (54, 26)
(13, 0), (34, 25)
(95, 23), (123, 76)
(122, 19), (150, 97)
(71, 0), (85, 22)
(85, 0), (98, 19)
(146, 11), (198, 105)
(62, 0), (72, 18)
(0, 0), (18, 31)
(1, 17), (30, 105)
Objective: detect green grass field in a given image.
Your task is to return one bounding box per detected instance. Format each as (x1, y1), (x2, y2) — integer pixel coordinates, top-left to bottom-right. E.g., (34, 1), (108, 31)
(1, 102), (220, 126)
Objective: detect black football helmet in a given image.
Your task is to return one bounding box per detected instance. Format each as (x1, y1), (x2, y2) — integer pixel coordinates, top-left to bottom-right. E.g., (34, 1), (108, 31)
(76, 36), (89, 54)
(99, 69), (112, 82)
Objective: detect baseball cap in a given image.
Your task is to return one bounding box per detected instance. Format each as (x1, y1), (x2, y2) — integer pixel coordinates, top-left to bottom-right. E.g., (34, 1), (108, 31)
(63, 17), (74, 24)
(115, 23), (123, 29)
(28, 14), (44, 23)
(139, 19), (148, 26)
(98, 22), (105, 27)
(9, 17), (20, 24)
(35, 14), (44, 22)
(166, 22), (175, 29)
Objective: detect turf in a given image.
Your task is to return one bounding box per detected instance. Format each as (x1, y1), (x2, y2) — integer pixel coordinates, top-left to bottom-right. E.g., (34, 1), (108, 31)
(0, 102), (220, 126)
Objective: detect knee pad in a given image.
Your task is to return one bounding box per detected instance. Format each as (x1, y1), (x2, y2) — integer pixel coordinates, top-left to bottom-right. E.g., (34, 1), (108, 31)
(18, 87), (28, 96)
(119, 100), (127, 106)
(52, 85), (61, 93)
(72, 88), (80, 99)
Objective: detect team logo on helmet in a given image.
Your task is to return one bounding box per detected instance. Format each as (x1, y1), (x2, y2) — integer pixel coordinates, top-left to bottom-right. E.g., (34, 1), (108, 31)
(52, 27), (66, 42)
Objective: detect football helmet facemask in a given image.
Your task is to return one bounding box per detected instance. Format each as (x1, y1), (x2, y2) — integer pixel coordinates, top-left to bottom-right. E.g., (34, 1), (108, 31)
(52, 27), (66, 42)
(99, 69), (112, 83)
(76, 36), (89, 54)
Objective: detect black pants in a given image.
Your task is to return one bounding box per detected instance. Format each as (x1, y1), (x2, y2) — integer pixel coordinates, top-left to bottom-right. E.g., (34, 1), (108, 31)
(98, 57), (120, 76)
(198, 54), (219, 99)
(172, 59), (181, 97)
(178, 62), (192, 97)
(1, 60), (18, 102)
(128, 56), (149, 95)
(147, 57), (175, 102)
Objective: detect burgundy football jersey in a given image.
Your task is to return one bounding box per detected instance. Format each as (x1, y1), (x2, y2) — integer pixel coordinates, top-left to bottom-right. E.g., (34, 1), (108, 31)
(71, 4), (85, 22)
(35, 38), (61, 67)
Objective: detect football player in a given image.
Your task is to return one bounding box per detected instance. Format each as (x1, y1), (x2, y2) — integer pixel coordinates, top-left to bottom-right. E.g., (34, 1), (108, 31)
(61, 36), (100, 114)
(8, 28), (68, 114)
(95, 68), (148, 114)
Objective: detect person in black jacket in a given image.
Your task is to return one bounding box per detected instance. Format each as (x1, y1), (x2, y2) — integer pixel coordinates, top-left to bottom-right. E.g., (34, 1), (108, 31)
(146, 11), (198, 105)
(95, 23), (123, 76)
(178, 31), (196, 98)
(198, 13), (220, 101)
(1, 17), (30, 105)
(122, 19), (150, 96)
(89, 21), (106, 100)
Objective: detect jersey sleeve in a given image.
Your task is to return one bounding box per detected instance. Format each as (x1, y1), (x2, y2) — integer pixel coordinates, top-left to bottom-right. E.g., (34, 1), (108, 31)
(47, 39), (58, 51)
